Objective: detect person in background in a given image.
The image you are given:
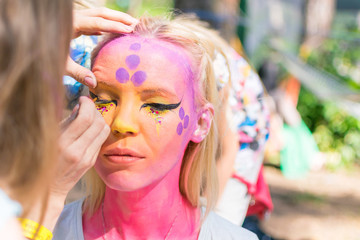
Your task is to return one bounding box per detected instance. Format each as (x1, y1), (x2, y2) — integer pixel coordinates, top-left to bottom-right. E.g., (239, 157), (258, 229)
(178, 16), (272, 226)
(0, 0), (138, 239)
(173, 2), (273, 238)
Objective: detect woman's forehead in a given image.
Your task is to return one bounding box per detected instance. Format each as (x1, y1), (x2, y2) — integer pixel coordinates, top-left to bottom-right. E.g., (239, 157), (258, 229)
(93, 35), (195, 97)
(94, 35), (194, 87)
(97, 35), (192, 69)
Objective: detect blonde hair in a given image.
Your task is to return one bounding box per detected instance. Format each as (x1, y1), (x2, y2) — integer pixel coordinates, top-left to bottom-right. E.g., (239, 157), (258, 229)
(84, 15), (223, 217)
(0, 0), (73, 217)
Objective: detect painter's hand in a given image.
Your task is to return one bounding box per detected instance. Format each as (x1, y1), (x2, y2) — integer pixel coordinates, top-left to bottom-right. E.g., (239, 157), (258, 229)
(66, 7), (138, 88)
(28, 96), (110, 232)
(54, 96), (110, 197)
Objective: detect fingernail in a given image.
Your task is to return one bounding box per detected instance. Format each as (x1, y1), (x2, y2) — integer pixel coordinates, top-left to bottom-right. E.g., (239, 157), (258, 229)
(60, 104), (79, 128)
(72, 104), (80, 116)
(69, 104), (80, 121)
(124, 26), (134, 32)
(84, 76), (97, 88)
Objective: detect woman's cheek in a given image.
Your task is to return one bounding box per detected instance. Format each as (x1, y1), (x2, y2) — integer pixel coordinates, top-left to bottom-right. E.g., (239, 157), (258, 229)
(100, 111), (116, 128)
(145, 112), (180, 139)
(145, 107), (168, 134)
(94, 103), (116, 126)
(166, 108), (194, 142)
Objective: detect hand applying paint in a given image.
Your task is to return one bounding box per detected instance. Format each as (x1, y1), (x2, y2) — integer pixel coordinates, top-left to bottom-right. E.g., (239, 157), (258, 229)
(37, 97), (110, 232)
(24, 96), (110, 233)
(66, 8), (139, 88)
(56, 96), (110, 195)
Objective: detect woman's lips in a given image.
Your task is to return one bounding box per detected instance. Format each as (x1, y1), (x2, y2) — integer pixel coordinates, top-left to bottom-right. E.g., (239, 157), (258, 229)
(103, 148), (145, 164)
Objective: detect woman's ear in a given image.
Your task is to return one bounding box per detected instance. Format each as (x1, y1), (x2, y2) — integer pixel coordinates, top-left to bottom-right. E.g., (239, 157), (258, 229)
(190, 103), (214, 143)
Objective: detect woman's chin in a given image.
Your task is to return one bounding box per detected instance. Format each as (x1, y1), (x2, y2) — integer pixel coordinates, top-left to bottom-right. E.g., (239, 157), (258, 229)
(101, 172), (154, 192)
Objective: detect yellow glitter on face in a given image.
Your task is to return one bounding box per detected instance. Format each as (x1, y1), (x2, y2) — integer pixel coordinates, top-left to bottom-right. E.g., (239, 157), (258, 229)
(90, 92), (116, 117)
(95, 102), (115, 116)
(146, 107), (167, 133)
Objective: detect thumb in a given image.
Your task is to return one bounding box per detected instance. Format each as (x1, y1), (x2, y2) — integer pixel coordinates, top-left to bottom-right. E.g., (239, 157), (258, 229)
(65, 56), (97, 88)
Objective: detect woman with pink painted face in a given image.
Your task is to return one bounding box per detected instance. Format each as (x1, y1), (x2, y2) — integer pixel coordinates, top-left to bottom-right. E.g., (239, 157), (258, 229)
(53, 16), (257, 240)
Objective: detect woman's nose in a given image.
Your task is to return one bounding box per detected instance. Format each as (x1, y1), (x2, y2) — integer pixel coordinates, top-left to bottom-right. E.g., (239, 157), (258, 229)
(111, 117), (139, 137)
(110, 101), (139, 137)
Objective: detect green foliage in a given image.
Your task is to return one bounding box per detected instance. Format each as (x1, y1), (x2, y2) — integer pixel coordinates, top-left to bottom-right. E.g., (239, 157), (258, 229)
(106, 0), (173, 17)
(106, 0), (129, 12)
(306, 13), (360, 91)
(297, 12), (360, 170)
(297, 81), (360, 170)
(306, 40), (360, 91)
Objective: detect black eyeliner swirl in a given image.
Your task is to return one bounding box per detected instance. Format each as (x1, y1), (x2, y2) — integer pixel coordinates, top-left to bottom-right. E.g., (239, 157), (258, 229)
(140, 101), (181, 111)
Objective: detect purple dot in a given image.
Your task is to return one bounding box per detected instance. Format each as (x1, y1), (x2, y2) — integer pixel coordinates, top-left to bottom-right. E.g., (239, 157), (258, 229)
(116, 68), (130, 83)
(131, 71), (147, 87)
(130, 43), (141, 51)
(183, 115), (189, 129)
(177, 122), (183, 135)
(179, 107), (185, 120)
(126, 55), (140, 70)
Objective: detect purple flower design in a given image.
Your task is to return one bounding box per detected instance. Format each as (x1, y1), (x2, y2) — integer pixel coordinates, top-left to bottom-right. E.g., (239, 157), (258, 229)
(131, 71), (147, 87)
(130, 43), (141, 51)
(115, 43), (147, 86)
(126, 55), (140, 69)
(177, 107), (189, 135)
(116, 68), (130, 83)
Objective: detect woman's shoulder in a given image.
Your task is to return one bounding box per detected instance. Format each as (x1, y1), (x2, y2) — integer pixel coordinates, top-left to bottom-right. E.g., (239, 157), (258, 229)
(199, 211), (258, 240)
(53, 198), (84, 240)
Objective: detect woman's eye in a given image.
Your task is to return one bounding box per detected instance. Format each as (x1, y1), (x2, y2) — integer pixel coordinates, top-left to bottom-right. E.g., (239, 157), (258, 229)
(94, 99), (113, 105)
(145, 105), (169, 117)
(89, 92), (116, 105)
(141, 101), (181, 112)
(89, 92), (116, 115)
(142, 103), (169, 112)
(89, 91), (98, 100)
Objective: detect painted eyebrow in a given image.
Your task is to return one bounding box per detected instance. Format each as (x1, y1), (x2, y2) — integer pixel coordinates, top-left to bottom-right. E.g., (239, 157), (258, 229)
(140, 88), (179, 100)
(97, 81), (114, 89)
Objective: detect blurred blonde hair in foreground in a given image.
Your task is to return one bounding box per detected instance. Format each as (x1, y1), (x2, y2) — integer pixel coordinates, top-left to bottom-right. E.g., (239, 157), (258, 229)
(83, 14), (233, 217)
(0, 0), (73, 218)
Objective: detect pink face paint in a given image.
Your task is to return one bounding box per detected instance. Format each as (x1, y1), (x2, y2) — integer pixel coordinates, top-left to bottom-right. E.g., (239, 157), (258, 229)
(93, 36), (197, 192)
(89, 36), (203, 239)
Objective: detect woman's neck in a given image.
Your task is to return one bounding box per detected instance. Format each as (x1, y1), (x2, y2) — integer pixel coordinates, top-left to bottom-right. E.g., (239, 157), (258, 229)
(83, 163), (200, 240)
